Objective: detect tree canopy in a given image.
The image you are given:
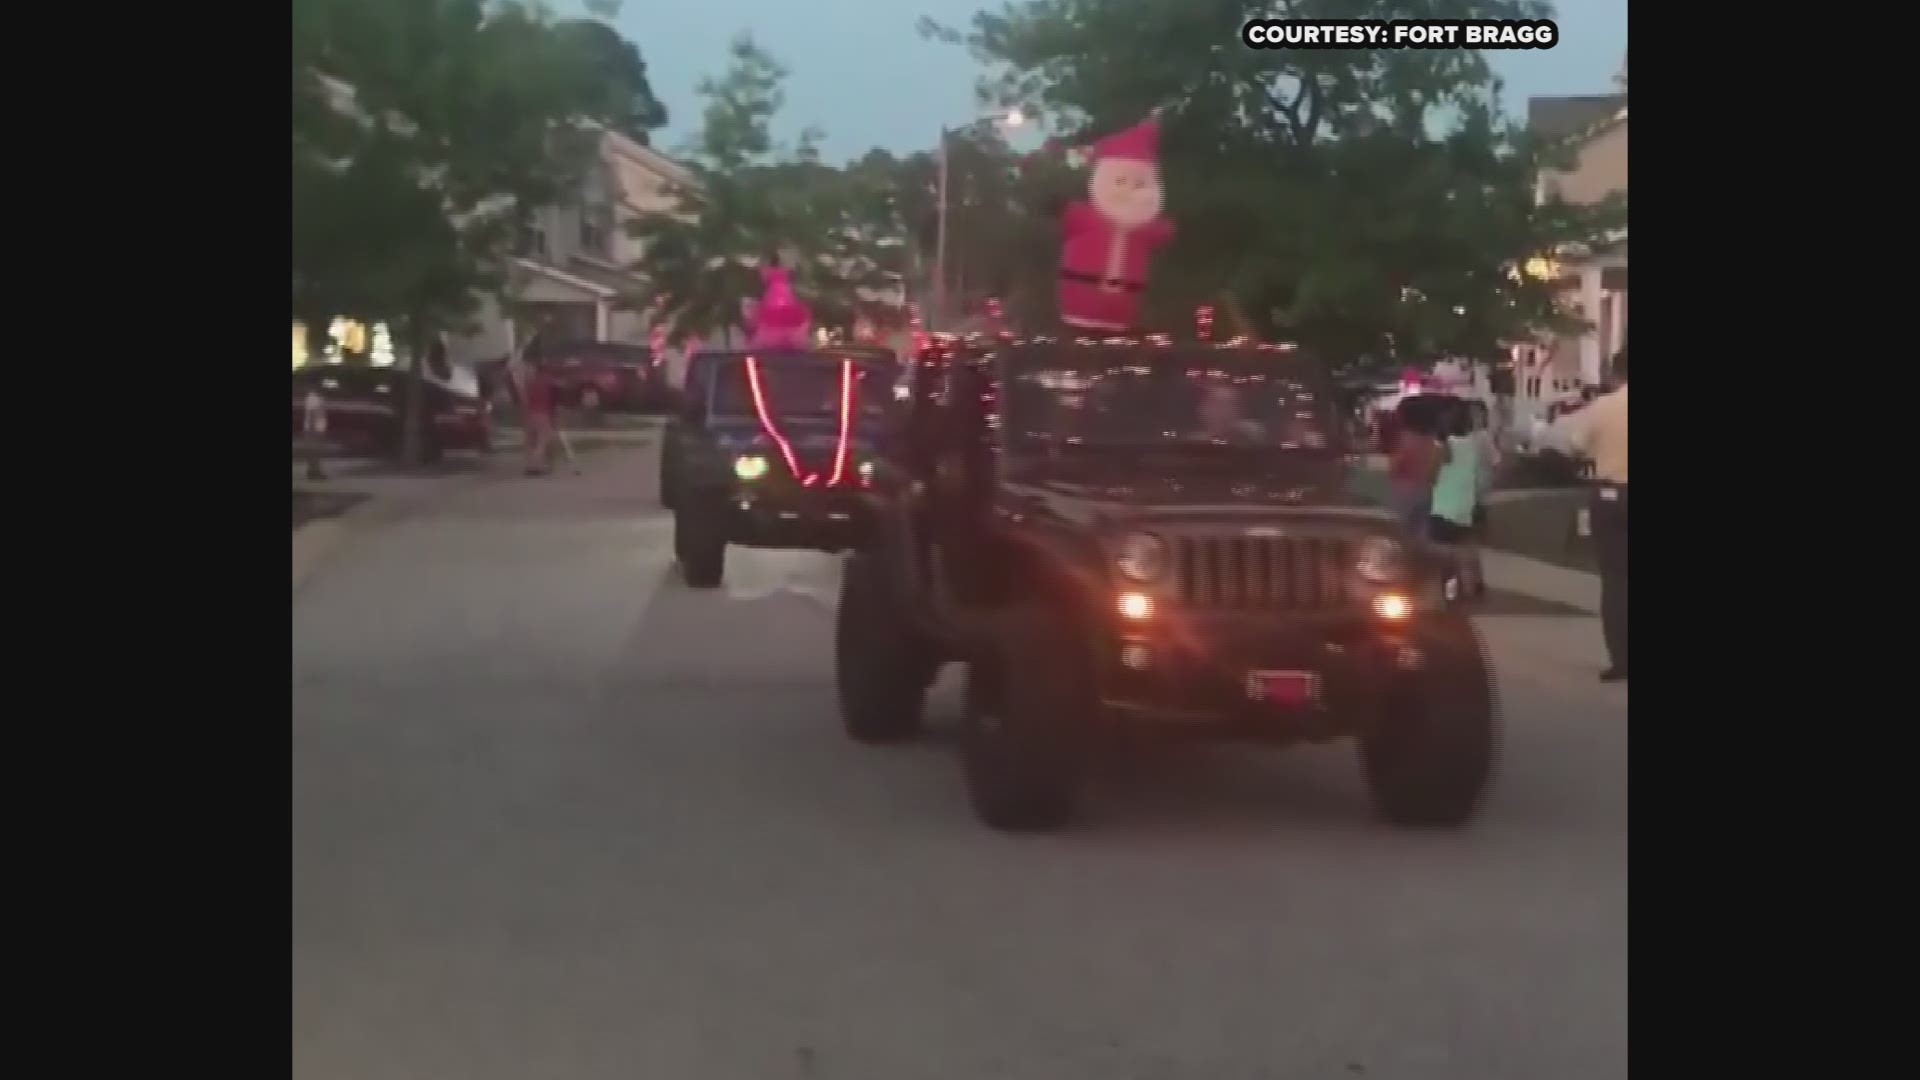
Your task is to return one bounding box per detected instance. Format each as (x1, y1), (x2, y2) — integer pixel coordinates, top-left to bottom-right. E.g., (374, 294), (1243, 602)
(627, 34), (909, 346)
(295, 0), (1625, 377)
(291, 0), (665, 336)
(932, 0), (1625, 370)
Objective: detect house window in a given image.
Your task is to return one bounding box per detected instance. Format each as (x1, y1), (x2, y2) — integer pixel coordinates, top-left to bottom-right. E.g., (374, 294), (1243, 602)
(525, 223), (550, 262)
(580, 209), (610, 260)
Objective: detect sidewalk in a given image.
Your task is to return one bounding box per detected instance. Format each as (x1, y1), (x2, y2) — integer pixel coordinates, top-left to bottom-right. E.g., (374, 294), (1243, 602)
(1482, 549), (1598, 614)
(292, 457), (503, 591)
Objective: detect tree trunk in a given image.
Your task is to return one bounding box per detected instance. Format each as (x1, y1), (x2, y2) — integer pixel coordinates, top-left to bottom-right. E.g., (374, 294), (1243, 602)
(400, 314), (430, 468)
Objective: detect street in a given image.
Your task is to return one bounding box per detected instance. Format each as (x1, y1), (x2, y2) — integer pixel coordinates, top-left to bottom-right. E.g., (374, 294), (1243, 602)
(292, 445), (1627, 1080)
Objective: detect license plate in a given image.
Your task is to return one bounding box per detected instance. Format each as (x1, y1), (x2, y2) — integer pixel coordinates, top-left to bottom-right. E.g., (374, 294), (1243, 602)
(1247, 671), (1320, 708)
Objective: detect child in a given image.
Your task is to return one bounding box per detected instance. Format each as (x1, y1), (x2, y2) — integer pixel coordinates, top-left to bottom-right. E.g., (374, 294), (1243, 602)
(1427, 398), (1484, 599)
(1386, 398), (1444, 538)
(301, 387), (328, 481)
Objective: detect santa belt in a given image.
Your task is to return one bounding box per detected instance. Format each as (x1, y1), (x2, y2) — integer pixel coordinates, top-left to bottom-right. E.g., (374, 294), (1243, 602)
(1059, 269), (1145, 294)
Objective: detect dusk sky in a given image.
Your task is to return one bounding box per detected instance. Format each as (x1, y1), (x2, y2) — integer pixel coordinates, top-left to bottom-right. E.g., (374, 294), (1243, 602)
(592, 1), (1628, 163)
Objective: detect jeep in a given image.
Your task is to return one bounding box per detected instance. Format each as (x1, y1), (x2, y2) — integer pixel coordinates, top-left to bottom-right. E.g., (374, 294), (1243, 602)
(661, 349), (895, 588)
(835, 335), (1497, 831)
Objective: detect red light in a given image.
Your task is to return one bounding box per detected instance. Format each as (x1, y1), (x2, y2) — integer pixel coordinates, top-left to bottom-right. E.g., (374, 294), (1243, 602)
(826, 359), (854, 487)
(743, 356), (858, 489)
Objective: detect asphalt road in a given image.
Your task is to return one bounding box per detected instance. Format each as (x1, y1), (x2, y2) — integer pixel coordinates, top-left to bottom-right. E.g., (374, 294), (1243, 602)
(292, 446), (1627, 1080)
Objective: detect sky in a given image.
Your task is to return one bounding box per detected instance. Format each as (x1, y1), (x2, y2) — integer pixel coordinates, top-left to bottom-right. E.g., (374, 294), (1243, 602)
(593, 0), (1627, 163)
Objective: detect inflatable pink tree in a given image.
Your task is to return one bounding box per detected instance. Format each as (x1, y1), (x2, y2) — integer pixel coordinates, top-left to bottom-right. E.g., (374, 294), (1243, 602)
(747, 262), (812, 349)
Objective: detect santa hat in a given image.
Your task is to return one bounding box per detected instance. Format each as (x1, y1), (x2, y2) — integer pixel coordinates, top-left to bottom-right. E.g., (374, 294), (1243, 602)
(1089, 116), (1161, 165)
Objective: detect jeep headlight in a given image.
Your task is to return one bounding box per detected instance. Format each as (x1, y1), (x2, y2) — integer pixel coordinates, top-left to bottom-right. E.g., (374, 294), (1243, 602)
(733, 454), (769, 480)
(1115, 532), (1169, 583)
(1355, 536), (1406, 583)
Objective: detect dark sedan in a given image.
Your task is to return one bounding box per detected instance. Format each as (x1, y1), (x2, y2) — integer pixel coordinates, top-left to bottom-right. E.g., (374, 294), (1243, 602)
(530, 340), (668, 415)
(292, 364), (492, 460)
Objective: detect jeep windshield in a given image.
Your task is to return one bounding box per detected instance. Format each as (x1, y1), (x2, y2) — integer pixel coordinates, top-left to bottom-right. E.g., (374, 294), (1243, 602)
(1003, 348), (1335, 454)
(709, 353), (892, 421)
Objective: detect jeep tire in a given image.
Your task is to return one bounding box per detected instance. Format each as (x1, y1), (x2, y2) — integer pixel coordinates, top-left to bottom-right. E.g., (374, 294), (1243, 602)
(658, 456), (678, 509)
(959, 607), (1087, 831)
(674, 504), (726, 589)
(834, 553), (940, 744)
(1358, 619), (1497, 827)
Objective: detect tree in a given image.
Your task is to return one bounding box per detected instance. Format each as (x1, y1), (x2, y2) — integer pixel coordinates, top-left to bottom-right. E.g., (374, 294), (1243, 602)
(629, 34), (912, 346)
(940, 0), (1625, 372)
(292, 0), (623, 460)
(554, 14), (669, 143)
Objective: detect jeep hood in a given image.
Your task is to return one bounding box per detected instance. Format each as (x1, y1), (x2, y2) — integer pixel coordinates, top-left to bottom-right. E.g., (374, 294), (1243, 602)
(711, 417), (880, 455)
(1002, 457), (1388, 530)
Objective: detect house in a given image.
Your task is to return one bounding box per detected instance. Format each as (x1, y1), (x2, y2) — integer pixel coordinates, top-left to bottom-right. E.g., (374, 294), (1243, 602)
(294, 75), (697, 369)
(1519, 62), (1627, 409)
(449, 122), (697, 364)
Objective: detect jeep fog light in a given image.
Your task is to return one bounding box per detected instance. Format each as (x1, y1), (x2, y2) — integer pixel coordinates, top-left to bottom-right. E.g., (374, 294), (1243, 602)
(1117, 591), (1154, 620)
(1115, 532), (1168, 582)
(734, 454), (769, 480)
(1372, 592), (1412, 621)
(1355, 536), (1405, 583)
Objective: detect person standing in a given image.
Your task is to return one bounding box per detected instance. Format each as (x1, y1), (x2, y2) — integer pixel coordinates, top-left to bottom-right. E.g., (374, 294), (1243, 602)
(1556, 349), (1629, 681)
(510, 355), (556, 475)
(301, 386), (328, 481)
(1385, 397), (1444, 538)
(1427, 398), (1485, 599)
(1467, 400), (1502, 598)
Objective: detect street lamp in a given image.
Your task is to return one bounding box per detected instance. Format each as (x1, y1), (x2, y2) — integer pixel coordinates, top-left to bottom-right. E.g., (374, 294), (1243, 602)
(934, 108), (1025, 330)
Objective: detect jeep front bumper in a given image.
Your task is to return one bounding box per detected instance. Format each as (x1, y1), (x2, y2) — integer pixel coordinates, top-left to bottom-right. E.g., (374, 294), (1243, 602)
(1093, 611), (1436, 741)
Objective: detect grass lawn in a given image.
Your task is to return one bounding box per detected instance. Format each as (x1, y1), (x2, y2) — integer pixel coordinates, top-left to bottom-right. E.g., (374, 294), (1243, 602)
(1483, 491), (1596, 573)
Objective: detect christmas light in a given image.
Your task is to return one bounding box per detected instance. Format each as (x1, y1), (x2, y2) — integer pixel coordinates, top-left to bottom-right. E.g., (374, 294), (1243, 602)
(743, 357), (859, 489)
(370, 322), (394, 366)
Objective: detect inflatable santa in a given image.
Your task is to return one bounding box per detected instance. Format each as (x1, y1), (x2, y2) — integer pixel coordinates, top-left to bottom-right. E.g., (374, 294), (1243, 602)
(747, 260), (812, 349)
(1057, 115), (1175, 332)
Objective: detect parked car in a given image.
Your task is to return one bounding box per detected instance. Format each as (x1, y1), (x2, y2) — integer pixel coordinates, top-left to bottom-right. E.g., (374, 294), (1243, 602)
(525, 340), (667, 415)
(661, 349), (896, 588)
(835, 335), (1496, 832)
(291, 364), (492, 460)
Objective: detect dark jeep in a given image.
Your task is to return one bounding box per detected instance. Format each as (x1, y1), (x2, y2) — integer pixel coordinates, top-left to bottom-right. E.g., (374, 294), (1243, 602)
(661, 349), (895, 588)
(836, 336), (1497, 831)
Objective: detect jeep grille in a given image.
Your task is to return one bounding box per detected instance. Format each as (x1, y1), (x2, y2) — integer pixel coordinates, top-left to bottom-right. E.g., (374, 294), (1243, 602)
(1170, 534), (1352, 611)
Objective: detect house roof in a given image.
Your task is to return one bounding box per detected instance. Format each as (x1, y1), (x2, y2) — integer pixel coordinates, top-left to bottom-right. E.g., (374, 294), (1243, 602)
(564, 257), (648, 307)
(513, 258), (617, 298)
(1528, 95), (1627, 140)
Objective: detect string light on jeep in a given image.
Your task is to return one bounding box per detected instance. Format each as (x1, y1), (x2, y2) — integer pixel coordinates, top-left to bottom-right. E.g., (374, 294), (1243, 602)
(742, 356), (859, 489)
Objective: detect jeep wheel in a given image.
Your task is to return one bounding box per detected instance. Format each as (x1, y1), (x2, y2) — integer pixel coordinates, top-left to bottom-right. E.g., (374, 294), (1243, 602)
(835, 553), (940, 744)
(674, 506), (726, 589)
(959, 608), (1087, 831)
(1358, 620), (1497, 827)
(658, 459), (678, 509)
